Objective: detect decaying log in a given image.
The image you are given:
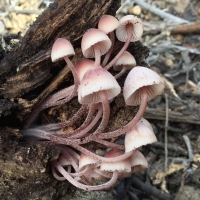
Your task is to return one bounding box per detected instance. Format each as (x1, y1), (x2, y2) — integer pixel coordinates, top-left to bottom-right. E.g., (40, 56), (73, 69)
(0, 0), (152, 199)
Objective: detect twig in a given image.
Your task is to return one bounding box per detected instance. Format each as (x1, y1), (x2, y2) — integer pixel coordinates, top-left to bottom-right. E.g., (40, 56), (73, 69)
(171, 22), (200, 34)
(181, 51), (191, 93)
(182, 135), (193, 162)
(131, 176), (172, 200)
(151, 142), (187, 156)
(145, 31), (170, 46)
(165, 94), (169, 171)
(132, 0), (189, 23)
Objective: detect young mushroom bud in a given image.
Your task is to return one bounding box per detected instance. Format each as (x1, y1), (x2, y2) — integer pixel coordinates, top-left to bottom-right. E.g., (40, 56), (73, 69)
(125, 118), (157, 152)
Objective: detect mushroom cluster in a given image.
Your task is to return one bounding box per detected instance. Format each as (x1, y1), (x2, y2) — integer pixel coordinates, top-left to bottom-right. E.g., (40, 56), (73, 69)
(22, 14), (164, 191)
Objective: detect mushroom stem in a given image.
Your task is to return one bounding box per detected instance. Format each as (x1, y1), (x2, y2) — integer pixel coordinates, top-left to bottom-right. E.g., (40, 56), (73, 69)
(93, 90), (110, 134)
(93, 139), (125, 150)
(94, 44), (101, 67)
(69, 104), (103, 139)
(69, 144), (134, 163)
(62, 104), (98, 137)
(78, 87), (148, 143)
(114, 66), (127, 79)
(53, 161), (118, 191)
(104, 24), (133, 71)
(37, 105), (87, 131)
(41, 85), (75, 110)
(101, 31), (115, 67)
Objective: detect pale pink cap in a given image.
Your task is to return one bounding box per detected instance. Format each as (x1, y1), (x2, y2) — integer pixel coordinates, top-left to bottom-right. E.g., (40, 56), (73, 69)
(130, 150), (148, 173)
(100, 149), (131, 172)
(98, 15), (119, 34)
(78, 67), (121, 104)
(116, 15), (143, 42)
(75, 58), (94, 81)
(113, 51), (136, 71)
(58, 155), (71, 166)
(79, 153), (98, 170)
(51, 38), (75, 62)
(125, 118), (157, 152)
(81, 28), (111, 58)
(123, 66), (164, 106)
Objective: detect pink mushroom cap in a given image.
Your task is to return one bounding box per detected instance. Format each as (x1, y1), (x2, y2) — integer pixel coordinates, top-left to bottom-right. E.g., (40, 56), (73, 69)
(98, 15), (119, 34)
(51, 38), (75, 62)
(75, 58), (95, 82)
(113, 51), (136, 71)
(123, 66), (164, 106)
(125, 118), (157, 152)
(81, 28), (111, 58)
(116, 15), (143, 42)
(79, 153), (98, 170)
(78, 67), (121, 104)
(100, 149), (131, 172)
(130, 150), (148, 173)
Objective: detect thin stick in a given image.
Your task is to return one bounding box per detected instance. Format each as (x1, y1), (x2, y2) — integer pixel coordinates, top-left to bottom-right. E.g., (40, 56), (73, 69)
(182, 135), (193, 162)
(164, 93), (169, 171)
(133, 0), (188, 24)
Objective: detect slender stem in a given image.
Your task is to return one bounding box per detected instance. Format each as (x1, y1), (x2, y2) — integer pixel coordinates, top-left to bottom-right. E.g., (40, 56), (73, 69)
(69, 104), (103, 139)
(62, 104), (97, 137)
(69, 165), (91, 177)
(94, 44), (101, 67)
(69, 143), (134, 163)
(79, 87), (148, 143)
(114, 66), (127, 79)
(61, 150), (79, 172)
(93, 139), (125, 150)
(24, 85), (75, 129)
(54, 161), (118, 191)
(101, 32), (115, 67)
(24, 56), (79, 129)
(104, 24), (133, 70)
(38, 105), (87, 131)
(41, 85), (75, 110)
(93, 90), (110, 134)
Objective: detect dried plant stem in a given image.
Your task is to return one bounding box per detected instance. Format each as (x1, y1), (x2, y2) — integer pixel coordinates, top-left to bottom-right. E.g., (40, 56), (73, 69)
(164, 93), (169, 172)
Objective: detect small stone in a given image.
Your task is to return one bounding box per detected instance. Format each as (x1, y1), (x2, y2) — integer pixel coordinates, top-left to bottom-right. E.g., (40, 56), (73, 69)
(128, 6), (141, 15)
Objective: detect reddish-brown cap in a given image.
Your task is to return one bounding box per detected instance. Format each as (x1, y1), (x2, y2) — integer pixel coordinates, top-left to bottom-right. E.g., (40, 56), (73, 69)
(78, 67), (121, 104)
(123, 66), (164, 106)
(51, 38), (75, 62)
(116, 15), (143, 42)
(125, 118), (157, 152)
(98, 15), (119, 34)
(81, 28), (111, 58)
(113, 51), (136, 71)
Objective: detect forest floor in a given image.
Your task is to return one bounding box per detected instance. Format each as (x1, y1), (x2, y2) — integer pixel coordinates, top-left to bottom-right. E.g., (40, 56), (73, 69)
(1, 0), (200, 200)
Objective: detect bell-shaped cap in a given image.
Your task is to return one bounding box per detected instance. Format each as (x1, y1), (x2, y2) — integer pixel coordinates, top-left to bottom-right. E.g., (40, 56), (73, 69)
(125, 118), (157, 152)
(113, 51), (136, 71)
(78, 67), (121, 104)
(51, 38), (75, 62)
(98, 15), (119, 34)
(100, 149), (131, 172)
(81, 28), (111, 58)
(116, 15), (143, 42)
(123, 66), (164, 106)
(75, 58), (95, 82)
